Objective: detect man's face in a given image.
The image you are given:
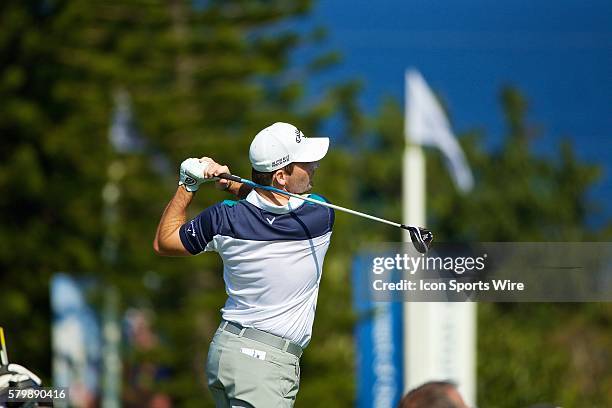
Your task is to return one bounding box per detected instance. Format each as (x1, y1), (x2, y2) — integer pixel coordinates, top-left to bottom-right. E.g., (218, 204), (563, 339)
(284, 161), (319, 194)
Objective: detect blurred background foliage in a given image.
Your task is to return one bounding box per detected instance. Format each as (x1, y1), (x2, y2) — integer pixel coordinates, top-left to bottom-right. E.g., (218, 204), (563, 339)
(0, 1), (611, 407)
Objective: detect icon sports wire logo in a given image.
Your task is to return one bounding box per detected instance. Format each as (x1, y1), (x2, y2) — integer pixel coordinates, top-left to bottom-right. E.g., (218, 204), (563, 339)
(360, 243), (612, 302)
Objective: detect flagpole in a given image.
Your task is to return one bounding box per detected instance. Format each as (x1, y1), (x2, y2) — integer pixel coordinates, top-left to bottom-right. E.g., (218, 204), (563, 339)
(403, 70), (476, 405)
(402, 142), (427, 392)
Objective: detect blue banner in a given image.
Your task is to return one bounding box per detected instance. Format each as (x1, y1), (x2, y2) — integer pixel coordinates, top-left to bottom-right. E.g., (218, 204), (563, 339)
(353, 255), (404, 408)
(51, 273), (102, 406)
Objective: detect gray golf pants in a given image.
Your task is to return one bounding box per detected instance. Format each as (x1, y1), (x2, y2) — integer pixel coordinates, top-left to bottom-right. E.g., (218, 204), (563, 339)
(206, 326), (301, 408)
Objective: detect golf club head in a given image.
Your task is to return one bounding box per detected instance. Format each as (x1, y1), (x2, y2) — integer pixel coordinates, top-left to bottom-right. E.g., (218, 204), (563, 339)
(403, 226), (433, 254)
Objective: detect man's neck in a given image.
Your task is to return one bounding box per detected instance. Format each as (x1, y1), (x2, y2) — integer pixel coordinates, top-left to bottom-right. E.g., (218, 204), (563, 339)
(255, 188), (290, 206)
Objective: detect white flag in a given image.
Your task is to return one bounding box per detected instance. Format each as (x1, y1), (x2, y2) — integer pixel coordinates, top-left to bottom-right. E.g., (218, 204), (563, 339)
(405, 70), (474, 192)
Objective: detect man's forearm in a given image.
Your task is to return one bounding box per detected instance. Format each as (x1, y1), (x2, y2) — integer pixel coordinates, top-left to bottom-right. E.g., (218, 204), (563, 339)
(153, 186), (194, 255)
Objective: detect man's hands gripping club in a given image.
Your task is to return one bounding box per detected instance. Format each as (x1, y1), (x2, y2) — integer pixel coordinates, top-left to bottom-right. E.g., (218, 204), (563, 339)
(155, 157), (238, 257)
(178, 157), (232, 192)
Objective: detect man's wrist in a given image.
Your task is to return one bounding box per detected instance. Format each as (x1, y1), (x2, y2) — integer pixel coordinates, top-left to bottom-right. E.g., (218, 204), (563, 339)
(179, 184), (192, 192)
(178, 184), (196, 197)
(226, 180), (247, 198)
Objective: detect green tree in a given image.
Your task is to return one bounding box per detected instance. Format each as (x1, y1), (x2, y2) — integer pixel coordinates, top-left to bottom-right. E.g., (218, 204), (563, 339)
(0, 1), (355, 406)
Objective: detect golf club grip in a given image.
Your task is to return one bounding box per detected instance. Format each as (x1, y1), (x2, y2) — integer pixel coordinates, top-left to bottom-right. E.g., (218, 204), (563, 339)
(218, 173), (243, 183)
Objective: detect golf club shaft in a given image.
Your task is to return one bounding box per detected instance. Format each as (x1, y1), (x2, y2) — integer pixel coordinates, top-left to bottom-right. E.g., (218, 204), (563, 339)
(0, 327), (8, 366)
(218, 173), (418, 231)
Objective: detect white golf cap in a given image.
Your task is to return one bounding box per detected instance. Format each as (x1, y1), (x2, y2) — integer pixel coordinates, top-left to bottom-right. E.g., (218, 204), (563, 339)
(249, 122), (329, 172)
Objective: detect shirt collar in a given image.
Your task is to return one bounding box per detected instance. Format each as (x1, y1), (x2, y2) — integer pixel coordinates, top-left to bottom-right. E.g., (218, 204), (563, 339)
(245, 189), (305, 214)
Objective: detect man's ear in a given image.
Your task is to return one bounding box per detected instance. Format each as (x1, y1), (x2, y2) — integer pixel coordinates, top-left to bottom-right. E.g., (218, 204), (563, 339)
(273, 170), (288, 187)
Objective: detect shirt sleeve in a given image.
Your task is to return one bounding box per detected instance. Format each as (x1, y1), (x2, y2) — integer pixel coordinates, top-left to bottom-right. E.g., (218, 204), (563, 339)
(179, 203), (224, 255)
(308, 193), (335, 230)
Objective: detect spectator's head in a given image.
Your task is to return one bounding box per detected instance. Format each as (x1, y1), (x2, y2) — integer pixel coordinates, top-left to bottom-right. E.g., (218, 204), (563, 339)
(398, 381), (468, 408)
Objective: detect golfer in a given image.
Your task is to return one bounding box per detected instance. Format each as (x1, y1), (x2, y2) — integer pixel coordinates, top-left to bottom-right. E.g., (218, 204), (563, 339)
(153, 122), (333, 407)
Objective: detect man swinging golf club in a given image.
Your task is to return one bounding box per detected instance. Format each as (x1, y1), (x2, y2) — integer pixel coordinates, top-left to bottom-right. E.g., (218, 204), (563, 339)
(153, 122), (432, 407)
(154, 122), (335, 407)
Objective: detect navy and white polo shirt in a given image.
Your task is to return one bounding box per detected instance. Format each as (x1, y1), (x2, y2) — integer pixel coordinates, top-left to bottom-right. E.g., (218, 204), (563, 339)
(179, 189), (334, 348)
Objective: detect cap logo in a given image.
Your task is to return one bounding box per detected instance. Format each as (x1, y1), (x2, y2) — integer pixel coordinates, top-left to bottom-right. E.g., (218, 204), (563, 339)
(271, 154), (290, 168)
(295, 128), (302, 143)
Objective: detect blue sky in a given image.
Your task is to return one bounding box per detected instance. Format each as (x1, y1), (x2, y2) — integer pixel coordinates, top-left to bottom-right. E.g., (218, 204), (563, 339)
(301, 0), (612, 225)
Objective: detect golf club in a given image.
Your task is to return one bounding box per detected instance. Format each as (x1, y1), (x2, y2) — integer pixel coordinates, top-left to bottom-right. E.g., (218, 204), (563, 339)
(217, 173), (433, 254)
(0, 327), (8, 366)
